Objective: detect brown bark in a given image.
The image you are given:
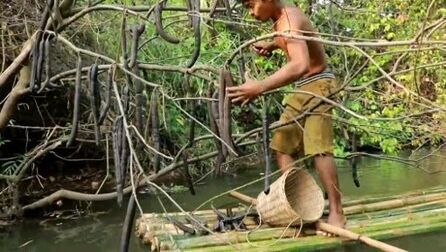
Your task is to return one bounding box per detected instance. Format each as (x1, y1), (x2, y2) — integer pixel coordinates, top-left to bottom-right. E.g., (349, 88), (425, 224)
(0, 65), (31, 129)
(0, 36), (34, 90)
(0, 1), (77, 130)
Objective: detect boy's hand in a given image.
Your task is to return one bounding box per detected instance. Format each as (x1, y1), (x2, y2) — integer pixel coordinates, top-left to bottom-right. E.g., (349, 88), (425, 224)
(252, 41), (273, 57)
(227, 74), (265, 106)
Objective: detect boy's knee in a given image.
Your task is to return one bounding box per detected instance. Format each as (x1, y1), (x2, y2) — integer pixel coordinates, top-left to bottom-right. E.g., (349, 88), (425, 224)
(314, 154), (336, 167)
(275, 151), (295, 172)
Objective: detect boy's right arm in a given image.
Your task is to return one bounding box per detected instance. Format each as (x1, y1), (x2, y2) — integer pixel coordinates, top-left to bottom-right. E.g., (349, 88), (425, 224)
(252, 41), (279, 57)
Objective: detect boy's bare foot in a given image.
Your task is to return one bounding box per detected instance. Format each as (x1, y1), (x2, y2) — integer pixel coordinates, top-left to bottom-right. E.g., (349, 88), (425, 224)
(328, 211), (346, 227)
(316, 211), (346, 237)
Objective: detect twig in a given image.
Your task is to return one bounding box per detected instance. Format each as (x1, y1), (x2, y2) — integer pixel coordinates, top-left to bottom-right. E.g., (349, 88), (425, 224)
(52, 32), (160, 88)
(281, 89), (367, 120)
(128, 125), (173, 160)
(227, 31), (446, 65)
(95, 134), (110, 194)
(20, 140), (258, 211)
(49, 63), (216, 84)
(193, 158), (313, 212)
(173, 102), (239, 156)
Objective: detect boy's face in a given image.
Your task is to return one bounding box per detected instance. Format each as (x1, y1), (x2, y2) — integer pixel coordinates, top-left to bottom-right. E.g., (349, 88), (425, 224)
(242, 0), (276, 22)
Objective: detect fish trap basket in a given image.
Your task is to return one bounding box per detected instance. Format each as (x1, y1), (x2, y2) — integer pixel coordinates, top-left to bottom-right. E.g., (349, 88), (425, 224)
(256, 168), (324, 227)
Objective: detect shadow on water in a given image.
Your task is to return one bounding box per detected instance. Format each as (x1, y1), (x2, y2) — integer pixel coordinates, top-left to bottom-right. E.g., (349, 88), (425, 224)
(2, 147), (446, 252)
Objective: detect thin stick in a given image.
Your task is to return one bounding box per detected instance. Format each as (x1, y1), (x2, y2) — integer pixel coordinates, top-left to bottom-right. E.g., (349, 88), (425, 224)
(98, 64), (114, 125)
(88, 64), (101, 145)
(186, 0), (201, 67)
(150, 89), (161, 172)
(207, 86), (224, 175)
(316, 221), (407, 252)
(262, 98), (271, 193)
(66, 55), (82, 147)
(173, 102), (239, 156)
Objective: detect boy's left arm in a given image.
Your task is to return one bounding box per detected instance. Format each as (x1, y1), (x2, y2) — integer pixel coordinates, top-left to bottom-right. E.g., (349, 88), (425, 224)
(227, 31), (310, 104)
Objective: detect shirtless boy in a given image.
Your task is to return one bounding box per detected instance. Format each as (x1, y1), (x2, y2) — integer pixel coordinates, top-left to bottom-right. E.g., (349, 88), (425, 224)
(227, 0), (346, 229)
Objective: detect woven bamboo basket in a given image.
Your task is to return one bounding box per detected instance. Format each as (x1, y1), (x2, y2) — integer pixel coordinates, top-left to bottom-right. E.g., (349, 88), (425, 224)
(256, 167), (324, 227)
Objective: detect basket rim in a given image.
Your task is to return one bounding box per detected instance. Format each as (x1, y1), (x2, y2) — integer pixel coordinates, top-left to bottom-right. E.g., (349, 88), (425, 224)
(257, 167), (324, 224)
(257, 168), (302, 223)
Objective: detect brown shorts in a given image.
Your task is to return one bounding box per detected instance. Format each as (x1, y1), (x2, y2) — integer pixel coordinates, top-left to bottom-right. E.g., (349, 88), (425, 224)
(270, 77), (337, 156)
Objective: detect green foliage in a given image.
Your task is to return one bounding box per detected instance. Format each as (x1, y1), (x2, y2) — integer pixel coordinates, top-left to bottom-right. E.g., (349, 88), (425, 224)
(311, 0), (446, 154)
(90, 0), (445, 164)
(1, 156), (25, 175)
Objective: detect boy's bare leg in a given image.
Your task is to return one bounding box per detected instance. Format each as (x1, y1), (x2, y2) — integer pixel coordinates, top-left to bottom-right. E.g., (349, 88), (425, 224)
(276, 151), (345, 233)
(314, 155), (345, 230)
(276, 151), (295, 173)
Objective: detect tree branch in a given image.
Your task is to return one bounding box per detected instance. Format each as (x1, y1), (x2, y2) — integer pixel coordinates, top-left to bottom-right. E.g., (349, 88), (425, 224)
(21, 140), (257, 211)
(0, 65), (31, 130)
(0, 35), (35, 90)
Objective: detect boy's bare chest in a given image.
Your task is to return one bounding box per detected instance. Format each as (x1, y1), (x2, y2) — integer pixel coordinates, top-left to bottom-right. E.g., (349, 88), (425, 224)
(274, 37), (289, 57)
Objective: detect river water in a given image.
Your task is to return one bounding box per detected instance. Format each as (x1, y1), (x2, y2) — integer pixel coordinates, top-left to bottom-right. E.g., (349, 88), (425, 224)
(2, 148), (446, 252)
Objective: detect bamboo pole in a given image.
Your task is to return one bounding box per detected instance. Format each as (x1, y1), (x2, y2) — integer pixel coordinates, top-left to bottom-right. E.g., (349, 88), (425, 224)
(136, 206), (261, 246)
(142, 206), (248, 219)
(316, 221), (406, 252)
(138, 207), (446, 251)
(178, 213), (446, 252)
(136, 189), (446, 251)
(139, 207), (259, 227)
(140, 218), (260, 230)
(226, 190), (407, 252)
(136, 205), (446, 241)
(229, 191), (258, 205)
(343, 192), (446, 215)
(352, 211), (446, 234)
(341, 186), (446, 208)
(347, 200), (446, 225)
(137, 219), (260, 238)
(158, 227), (299, 250)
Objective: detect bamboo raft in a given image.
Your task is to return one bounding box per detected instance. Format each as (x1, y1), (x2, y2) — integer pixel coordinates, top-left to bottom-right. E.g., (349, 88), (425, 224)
(135, 186), (446, 251)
